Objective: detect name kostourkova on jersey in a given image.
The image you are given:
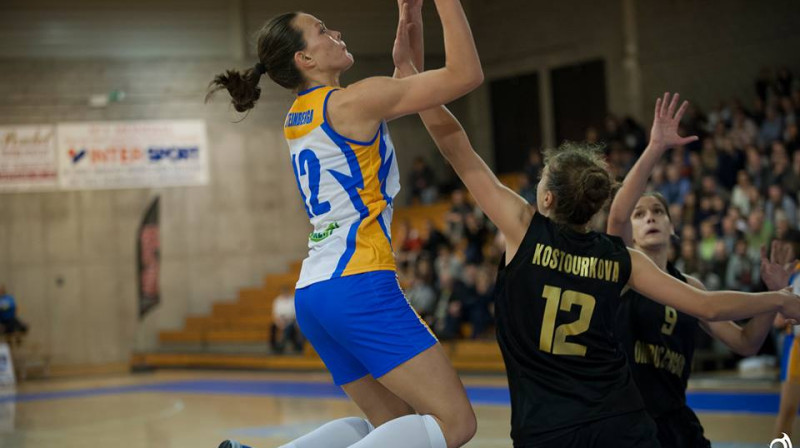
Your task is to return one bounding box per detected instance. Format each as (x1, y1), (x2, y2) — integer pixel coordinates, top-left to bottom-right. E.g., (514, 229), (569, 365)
(530, 243), (621, 283)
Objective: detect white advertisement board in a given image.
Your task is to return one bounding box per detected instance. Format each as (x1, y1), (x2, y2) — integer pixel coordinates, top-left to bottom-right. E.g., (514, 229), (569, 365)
(57, 120), (209, 190)
(0, 125), (59, 192)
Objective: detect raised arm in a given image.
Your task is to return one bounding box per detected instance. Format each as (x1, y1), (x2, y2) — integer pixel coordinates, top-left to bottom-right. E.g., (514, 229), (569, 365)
(607, 93), (698, 246)
(392, 2), (531, 259)
(419, 108), (533, 257)
(628, 248), (800, 322)
(331, 0), (482, 126)
(699, 242), (796, 355)
(393, 0), (424, 77)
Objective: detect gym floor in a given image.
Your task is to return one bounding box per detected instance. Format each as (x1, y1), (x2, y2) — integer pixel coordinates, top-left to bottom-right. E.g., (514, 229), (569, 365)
(0, 370), (789, 448)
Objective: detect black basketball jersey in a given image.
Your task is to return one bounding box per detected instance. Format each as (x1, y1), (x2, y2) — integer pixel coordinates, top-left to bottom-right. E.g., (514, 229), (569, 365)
(617, 263), (698, 418)
(494, 212), (644, 445)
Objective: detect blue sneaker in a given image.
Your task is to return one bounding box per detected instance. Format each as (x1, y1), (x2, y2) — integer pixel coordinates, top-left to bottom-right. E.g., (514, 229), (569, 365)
(218, 441), (252, 448)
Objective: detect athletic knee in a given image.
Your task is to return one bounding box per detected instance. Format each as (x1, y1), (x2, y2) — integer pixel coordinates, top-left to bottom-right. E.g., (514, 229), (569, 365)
(441, 406), (477, 447)
(343, 417), (374, 437)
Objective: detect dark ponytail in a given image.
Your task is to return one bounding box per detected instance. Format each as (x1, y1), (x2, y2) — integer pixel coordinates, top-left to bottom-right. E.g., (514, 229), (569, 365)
(544, 143), (612, 226)
(208, 12), (306, 113)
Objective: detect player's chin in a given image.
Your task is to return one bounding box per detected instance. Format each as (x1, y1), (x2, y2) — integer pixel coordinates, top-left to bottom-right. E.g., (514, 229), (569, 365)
(639, 234), (670, 249)
(343, 53), (355, 68)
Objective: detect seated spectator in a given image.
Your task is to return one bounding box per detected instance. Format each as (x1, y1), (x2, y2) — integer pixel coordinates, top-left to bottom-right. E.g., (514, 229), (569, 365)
(434, 244), (464, 282)
(759, 107), (784, 148)
(769, 142), (800, 194)
(406, 274), (437, 325)
(463, 213), (487, 265)
(408, 156), (439, 205)
(433, 270), (456, 336)
(523, 148), (543, 186)
(744, 145), (768, 191)
(785, 123), (800, 153)
(420, 219), (448, 258)
(445, 189), (473, 242)
(517, 173), (537, 206)
(681, 192), (698, 229)
(438, 264), (492, 340)
(658, 163), (691, 205)
(675, 240), (701, 279)
(725, 239), (759, 292)
(731, 171), (754, 215)
(720, 215), (740, 254)
(0, 285), (28, 339)
(716, 137), (743, 190)
(781, 97), (796, 126)
(698, 220), (719, 262)
(270, 286), (303, 354)
(775, 210), (792, 242)
(746, 209), (774, 261)
(766, 182), (798, 228)
(729, 110), (758, 148)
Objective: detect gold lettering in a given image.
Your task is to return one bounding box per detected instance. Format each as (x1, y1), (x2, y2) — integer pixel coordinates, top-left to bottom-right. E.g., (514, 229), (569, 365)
(542, 246), (552, 267)
(603, 260), (613, 281)
(532, 244), (544, 265)
(580, 258), (589, 277)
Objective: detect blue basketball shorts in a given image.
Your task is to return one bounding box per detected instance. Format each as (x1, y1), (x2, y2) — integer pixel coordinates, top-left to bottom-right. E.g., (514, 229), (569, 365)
(294, 270), (438, 386)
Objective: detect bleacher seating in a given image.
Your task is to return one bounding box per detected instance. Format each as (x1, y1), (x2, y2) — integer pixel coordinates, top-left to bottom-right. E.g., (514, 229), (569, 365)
(141, 185), (523, 373)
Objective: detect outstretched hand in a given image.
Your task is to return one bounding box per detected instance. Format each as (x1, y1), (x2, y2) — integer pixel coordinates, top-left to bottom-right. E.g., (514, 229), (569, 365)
(392, 1), (417, 76)
(650, 92), (699, 150)
(761, 240), (797, 291)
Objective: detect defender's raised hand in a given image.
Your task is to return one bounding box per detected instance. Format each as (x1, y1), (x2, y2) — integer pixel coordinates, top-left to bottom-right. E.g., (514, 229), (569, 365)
(650, 92), (699, 150)
(762, 240), (797, 291)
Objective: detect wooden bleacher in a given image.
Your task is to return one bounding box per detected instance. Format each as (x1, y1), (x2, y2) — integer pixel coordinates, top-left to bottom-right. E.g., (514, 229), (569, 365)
(140, 182), (530, 373)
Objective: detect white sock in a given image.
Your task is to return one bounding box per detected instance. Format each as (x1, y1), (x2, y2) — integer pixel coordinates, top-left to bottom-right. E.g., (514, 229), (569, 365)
(347, 415), (447, 448)
(279, 417), (374, 448)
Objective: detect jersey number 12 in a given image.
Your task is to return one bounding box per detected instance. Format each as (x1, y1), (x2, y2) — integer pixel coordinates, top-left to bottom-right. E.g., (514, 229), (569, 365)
(539, 285), (596, 356)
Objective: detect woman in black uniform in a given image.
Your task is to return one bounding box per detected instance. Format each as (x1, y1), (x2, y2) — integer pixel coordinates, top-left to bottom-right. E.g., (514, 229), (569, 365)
(608, 93), (796, 448)
(412, 101), (800, 447)
(393, 12), (800, 446)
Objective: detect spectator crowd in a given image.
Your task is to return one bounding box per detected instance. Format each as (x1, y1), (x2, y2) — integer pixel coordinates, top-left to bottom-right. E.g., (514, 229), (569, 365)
(397, 65), (800, 343)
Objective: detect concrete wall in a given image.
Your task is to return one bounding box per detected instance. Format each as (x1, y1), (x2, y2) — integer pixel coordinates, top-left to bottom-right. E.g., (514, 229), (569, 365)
(637, 0), (800, 113)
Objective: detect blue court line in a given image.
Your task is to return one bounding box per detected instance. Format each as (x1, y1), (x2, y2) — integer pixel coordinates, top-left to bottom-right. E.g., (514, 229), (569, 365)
(0, 379), (789, 415)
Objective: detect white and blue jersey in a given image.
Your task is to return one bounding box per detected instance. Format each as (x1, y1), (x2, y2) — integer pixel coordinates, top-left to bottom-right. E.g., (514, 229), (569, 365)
(285, 85), (400, 288)
(284, 85), (436, 386)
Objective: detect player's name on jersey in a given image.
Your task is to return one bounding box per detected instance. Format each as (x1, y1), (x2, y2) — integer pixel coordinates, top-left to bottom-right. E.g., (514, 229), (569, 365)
(530, 243), (621, 282)
(285, 110), (314, 127)
(634, 340), (686, 377)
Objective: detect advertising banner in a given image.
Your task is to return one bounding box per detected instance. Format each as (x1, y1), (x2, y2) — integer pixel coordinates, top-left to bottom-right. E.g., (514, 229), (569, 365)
(57, 120), (209, 190)
(0, 125), (58, 192)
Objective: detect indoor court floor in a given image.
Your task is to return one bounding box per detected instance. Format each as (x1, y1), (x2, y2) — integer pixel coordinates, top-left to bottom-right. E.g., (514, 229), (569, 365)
(0, 370), (790, 448)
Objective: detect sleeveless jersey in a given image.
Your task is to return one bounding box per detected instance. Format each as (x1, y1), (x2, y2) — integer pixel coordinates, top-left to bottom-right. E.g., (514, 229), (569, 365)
(494, 212), (643, 445)
(284, 86), (400, 288)
(617, 263), (696, 418)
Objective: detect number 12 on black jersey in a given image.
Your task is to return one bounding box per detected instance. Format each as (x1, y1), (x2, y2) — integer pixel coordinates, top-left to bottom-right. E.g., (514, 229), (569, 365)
(539, 285), (596, 356)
